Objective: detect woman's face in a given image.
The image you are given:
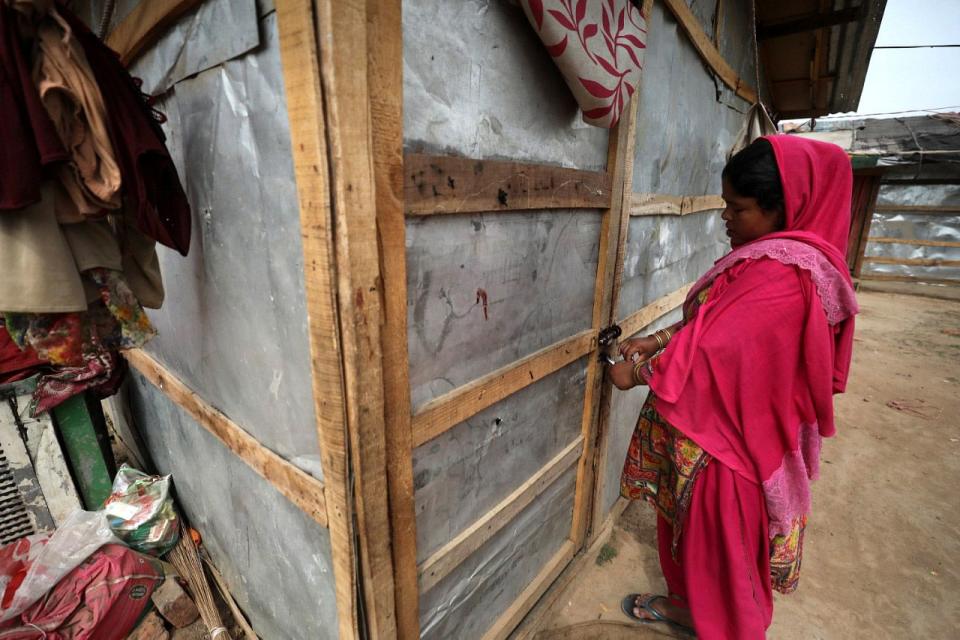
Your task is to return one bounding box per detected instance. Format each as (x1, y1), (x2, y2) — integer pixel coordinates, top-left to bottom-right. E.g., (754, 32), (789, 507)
(721, 178), (784, 247)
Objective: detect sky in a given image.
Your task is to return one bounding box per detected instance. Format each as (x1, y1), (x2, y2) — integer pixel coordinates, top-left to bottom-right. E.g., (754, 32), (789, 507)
(831, 0), (960, 117)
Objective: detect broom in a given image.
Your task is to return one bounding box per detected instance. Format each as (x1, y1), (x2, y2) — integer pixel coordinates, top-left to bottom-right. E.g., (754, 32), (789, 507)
(169, 524), (230, 639)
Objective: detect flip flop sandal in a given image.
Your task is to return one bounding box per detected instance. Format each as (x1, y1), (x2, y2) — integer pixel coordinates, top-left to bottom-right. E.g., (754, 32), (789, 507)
(620, 593), (697, 637)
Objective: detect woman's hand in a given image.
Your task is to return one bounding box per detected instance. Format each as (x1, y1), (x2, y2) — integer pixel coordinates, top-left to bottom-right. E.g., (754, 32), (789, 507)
(608, 360), (640, 390)
(619, 336), (660, 365)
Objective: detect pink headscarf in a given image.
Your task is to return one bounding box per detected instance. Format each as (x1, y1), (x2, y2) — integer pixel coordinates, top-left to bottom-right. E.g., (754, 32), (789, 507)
(643, 135), (858, 536)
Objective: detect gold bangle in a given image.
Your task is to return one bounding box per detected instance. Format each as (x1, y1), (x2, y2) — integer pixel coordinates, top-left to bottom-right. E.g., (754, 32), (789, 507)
(653, 332), (664, 350)
(633, 361), (645, 384)
(661, 327), (672, 343)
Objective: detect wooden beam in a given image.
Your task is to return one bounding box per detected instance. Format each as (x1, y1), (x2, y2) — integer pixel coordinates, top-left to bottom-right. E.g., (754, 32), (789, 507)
(125, 349), (328, 527)
(875, 204), (960, 214)
(106, 0), (204, 66)
(859, 274), (959, 287)
(274, 0), (355, 636)
(368, 0), (419, 637)
(404, 154), (612, 215)
(314, 0), (398, 636)
(758, 6), (864, 41)
(630, 193), (725, 216)
(618, 284), (696, 340)
(481, 540), (577, 640)
(868, 237), (960, 249)
(411, 330), (595, 447)
(418, 437), (584, 593)
(661, 0), (758, 103)
(863, 256), (960, 268)
(570, 64), (641, 549)
(511, 498), (631, 640)
(853, 178), (883, 278)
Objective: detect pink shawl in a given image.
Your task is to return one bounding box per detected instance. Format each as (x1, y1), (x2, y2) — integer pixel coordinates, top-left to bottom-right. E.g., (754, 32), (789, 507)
(644, 135), (858, 536)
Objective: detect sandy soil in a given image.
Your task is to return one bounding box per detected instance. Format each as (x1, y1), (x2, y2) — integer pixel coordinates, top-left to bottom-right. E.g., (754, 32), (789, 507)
(535, 291), (960, 639)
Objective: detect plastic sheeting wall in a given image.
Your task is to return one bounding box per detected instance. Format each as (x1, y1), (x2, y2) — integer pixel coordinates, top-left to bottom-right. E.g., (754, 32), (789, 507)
(863, 183), (960, 282)
(75, 2), (338, 638)
(597, 0), (754, 524)
(403, 0), (609, 636)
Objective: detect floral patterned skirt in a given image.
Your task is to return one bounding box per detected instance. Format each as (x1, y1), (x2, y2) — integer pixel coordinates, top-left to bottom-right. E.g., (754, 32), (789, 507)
(621, 393), (807, 594)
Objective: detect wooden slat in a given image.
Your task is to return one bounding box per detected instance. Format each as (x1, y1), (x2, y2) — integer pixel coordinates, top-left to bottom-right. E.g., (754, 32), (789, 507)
(875, 204), (960, 214)
(584, 0), (654, 553)
(630, 192), (725, 216)
(418, 437), (584, 593)
(106, 0), (204, 66)
(868, 237), (960, 249)
(661, 0), (758, 103)
(404, 154), (612, 215)
(853, 178), (882, 278)
(863, 256), (960, 268)
(859, 274), (960, 286)
(570, 64), (641, 549)
(368, 0), (419, 637)
(511, 497), (631, 640)
(314, 0), (398, 636)
(274, 1), (355, 636)
(618, 284), (696, 340)
(411, 330), (595, 448)
(125, 349), (327, 527)
(481, 540), (577, 640)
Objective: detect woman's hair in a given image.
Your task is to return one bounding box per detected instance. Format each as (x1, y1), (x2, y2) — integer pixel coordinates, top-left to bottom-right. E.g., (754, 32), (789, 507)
(722, 139), (785, 215)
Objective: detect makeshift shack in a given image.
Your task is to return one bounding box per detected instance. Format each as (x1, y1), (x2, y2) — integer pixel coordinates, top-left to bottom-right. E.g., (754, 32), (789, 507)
(37, 0), (885, 638)
(793, 114), (960, 289)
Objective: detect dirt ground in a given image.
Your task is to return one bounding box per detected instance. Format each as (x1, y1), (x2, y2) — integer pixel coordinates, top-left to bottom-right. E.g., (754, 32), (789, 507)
(535, 290), (960, 639)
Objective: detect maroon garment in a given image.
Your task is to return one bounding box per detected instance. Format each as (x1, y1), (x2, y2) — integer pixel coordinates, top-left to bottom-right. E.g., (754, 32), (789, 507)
(0, 2), (68, 210)
(0, 325), (46, 384)
(59, 5), (192, 255)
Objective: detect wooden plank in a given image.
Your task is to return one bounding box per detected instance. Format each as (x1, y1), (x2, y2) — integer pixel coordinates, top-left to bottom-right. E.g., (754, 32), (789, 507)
(868, 237), (960, 249)
(411, 330), (595, 448)
(661, 0), (758, 103)
(853, 179), (882, 277)
(274, 1), (355, 636)
(758, 6), (863, 41)
(314, 0), (397, 636)
(125, 349), (328, 527)
(570, 68), (641, 549)
(863, 256), (960, 268)
(618, 284), (696, 340)
(404, 154), (612, 215)
(367, 0), (419, 637)
(859, 274), (960, 287)
(105, 0), (204, 66)
(418, 437), (584, 594)
(875, 204), (960, 214)
(511, 498), (631, 640)
(630, 193), (725, 216)
(480, 540), (577, 640)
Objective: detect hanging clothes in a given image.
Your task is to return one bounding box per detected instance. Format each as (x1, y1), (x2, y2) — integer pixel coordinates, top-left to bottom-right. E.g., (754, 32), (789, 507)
(59, 5), (192, 256)
(33, 10), (122, 220)
(0, 0), (68, 210)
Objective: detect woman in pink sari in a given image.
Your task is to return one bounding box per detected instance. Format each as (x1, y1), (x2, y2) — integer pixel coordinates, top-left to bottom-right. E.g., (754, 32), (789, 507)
(608, 135), (858, 638)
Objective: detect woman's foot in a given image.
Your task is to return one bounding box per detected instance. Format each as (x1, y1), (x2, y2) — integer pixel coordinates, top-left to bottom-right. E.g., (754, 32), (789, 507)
(622, 593), (694, 631)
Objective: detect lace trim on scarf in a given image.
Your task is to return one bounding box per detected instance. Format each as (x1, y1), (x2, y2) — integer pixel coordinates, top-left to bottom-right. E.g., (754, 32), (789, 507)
(762, 421), (822, 538)
(694, 238), (858, 325)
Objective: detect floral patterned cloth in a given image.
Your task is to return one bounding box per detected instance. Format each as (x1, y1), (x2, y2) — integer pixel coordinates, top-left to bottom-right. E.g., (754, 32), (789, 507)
(518, 0), (647, 128)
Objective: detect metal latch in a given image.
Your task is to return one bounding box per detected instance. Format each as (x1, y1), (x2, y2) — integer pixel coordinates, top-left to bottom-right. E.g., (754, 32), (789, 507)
(597, 324), (622, 365)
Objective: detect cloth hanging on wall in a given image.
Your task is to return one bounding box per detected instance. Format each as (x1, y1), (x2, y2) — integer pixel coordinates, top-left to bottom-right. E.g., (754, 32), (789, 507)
(518, 0), (647, 128)
(728, 102), (778, 159)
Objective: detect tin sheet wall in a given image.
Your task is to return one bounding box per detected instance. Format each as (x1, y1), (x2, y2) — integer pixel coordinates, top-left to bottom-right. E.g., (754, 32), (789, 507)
(863, 182), (960, 282)
(75, 2), (337, 638)
(403, 0), (609, 635)
(599, 0), (754, 523)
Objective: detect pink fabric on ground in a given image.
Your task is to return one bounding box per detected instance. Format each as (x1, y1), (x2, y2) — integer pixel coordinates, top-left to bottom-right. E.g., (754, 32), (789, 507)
(657, 462), (773, 640)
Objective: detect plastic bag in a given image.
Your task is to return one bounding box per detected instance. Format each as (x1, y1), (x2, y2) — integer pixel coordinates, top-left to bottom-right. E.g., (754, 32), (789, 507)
(102, 465), (179, 555)
(0, 509), (118, 622)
